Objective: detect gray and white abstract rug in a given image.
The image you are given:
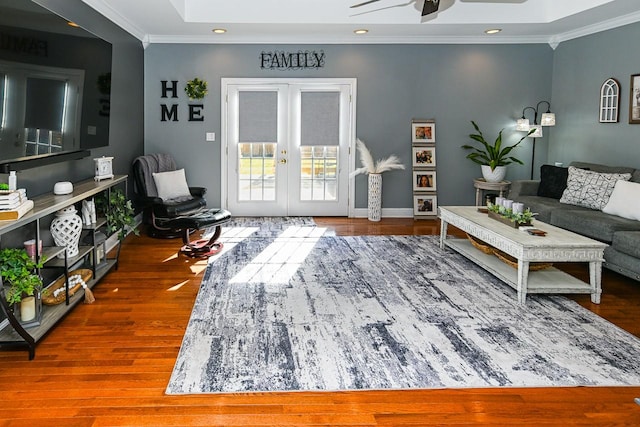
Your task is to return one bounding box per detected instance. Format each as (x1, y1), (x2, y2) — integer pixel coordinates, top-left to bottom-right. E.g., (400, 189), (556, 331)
(167, 227), (640, 394)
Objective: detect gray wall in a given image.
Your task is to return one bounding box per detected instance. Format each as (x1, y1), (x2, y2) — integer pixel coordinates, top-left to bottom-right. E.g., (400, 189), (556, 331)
(550, 22), (640, 170)
(145, 43), (553, 209)
(10, 0), (145, 198)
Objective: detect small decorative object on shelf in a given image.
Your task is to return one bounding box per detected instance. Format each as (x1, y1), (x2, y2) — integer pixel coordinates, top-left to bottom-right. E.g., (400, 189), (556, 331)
(185, 77), (208, 100)
(94, 156), (114, 181)
(50, 206), (83, 259)
(53, 181), (73, 195)
(42, 269), (93, 305)
(486, 199), (536, 228)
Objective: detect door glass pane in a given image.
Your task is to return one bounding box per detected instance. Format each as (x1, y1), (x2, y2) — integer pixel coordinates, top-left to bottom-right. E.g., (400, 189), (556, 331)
(238, 142), (277, 201)
(299, 146), (338, 201)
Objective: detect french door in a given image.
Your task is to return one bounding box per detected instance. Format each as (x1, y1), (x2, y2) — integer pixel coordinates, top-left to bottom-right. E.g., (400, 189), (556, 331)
(222, 78), (356, 216)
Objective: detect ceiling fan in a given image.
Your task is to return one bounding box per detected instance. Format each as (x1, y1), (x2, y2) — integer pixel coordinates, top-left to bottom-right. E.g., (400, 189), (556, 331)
(350, 0), (526, 17)
(350, 0), (441, 16)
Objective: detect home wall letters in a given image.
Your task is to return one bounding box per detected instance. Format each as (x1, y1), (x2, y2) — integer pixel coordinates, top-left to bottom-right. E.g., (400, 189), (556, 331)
(159, 80), (204, 122)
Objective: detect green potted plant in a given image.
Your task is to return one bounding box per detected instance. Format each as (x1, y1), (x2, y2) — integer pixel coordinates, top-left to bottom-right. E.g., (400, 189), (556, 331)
(0, 248), (44, 323)
(97, 188), (139, 242)
(461, 121), (534, 182)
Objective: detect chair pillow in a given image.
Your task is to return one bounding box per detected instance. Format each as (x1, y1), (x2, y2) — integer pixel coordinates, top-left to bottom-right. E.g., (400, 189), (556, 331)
(152, 168), (191, 201)
(602, 180), (640, 221)
(560, 166), (631, 210)
(537, 165), (569, 199)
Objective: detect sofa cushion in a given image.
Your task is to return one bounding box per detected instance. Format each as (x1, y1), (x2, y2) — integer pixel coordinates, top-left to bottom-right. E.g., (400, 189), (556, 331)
(510, 196), (571, 224)
(559, 166), (631, 210)
(550, 209), (640, 242)
(611, 231), (640, 259)
(537, 165), (569, 199)
(602, 180), (640, 221)
(569, 161), (635, 175)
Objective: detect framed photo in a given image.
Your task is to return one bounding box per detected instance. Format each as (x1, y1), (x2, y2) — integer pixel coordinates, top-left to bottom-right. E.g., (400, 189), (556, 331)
(412, 121), (435, 143)
(414, 195), (437, 216)
(413, 171), (437, 191)
(630, 74), (640, 124)
(412, 147), (436, 167)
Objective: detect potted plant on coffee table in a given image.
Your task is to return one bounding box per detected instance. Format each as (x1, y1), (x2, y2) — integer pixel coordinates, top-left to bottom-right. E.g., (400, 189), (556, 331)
(0, 248), (44, 324)
(462, 121), (534, 182)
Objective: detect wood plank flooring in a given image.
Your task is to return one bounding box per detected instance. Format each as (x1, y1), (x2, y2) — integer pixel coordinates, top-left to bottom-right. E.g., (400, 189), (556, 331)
(1, 217), (639, 426)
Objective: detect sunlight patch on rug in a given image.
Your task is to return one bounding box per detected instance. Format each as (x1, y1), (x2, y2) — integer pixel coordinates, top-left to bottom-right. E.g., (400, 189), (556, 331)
(167, 233), (640, 394)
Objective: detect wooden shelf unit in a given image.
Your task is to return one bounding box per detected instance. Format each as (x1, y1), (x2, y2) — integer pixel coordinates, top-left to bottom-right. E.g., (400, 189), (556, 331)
(0, 175), (127, 359)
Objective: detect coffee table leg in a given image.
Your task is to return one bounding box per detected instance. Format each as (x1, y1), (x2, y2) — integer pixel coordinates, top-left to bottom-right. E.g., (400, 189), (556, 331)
(439, 220), (448, 249)
(589, 261), (602, 304)
(517, 259), (530, 304)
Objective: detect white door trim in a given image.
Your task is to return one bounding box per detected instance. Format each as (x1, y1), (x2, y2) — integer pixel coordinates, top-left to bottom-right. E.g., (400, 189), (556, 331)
(221, 77), (357, 217)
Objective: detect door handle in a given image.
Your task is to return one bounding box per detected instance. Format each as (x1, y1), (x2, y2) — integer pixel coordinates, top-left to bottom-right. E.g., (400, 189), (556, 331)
(279, 158), (287, 164)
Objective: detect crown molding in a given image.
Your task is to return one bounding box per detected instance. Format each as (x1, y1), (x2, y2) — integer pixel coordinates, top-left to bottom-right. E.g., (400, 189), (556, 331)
(550, 9), (640, 46)
(81, 0), (147, 42)
(146, 34), (551, 45)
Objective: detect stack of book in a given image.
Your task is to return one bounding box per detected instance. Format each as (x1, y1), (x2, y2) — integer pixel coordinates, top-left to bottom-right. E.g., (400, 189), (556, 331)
(0, 189), (34, 221)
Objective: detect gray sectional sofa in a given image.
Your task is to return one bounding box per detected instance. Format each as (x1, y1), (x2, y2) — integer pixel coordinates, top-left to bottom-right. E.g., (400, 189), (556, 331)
(508, 161), (640, 281)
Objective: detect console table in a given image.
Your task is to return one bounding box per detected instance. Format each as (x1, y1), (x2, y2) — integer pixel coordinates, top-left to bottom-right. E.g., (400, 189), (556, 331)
(0, 176), (127, 359)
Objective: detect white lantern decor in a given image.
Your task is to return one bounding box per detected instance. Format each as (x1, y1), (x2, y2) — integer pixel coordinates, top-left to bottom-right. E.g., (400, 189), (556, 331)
(50, 206), (83, 259)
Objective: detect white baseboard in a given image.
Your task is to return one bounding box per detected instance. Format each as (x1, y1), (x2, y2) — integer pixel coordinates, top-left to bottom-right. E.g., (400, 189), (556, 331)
(352, 208), (414, 218)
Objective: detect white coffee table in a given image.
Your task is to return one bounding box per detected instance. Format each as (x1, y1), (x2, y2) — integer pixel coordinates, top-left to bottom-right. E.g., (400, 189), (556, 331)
(438, 206), (608, 304)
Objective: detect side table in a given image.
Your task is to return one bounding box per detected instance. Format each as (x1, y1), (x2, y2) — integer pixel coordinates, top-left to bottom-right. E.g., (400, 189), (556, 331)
(473, 178), (510, 206)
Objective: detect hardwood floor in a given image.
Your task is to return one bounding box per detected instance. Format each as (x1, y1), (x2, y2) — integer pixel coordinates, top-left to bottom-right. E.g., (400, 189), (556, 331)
(1, 217), (639, 426)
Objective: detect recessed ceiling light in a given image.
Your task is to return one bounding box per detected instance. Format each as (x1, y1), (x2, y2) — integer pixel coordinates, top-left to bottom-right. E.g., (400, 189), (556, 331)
(354, 29), (369, 35)
(485, 28), (502, 35)
(212, 28), (227, 34)
(67, 21), (79, 28)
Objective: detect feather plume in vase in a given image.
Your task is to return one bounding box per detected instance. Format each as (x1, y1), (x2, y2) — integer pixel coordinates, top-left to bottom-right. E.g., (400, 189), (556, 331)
(350, 139), (405, 177)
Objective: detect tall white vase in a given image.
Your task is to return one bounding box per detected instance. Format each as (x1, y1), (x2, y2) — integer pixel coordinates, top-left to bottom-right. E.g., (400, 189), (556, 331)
(368, 173), (382, 222)
(51, 206), (83, 259)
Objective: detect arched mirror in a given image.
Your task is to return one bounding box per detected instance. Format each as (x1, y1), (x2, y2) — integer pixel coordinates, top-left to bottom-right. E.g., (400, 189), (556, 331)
(599, 78), (620, 123)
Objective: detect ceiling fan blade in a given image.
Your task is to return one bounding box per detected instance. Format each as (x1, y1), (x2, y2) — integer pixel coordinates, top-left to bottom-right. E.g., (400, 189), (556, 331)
(350, 0), (381, 8)
(422, 0), (440, 15)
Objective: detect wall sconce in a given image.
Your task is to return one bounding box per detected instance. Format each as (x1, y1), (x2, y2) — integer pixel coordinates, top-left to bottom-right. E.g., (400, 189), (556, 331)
(516, 101), (556, 179)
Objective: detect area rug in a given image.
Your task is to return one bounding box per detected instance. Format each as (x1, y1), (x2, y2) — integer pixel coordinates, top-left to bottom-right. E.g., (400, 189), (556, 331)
(166, 231), (640, 394)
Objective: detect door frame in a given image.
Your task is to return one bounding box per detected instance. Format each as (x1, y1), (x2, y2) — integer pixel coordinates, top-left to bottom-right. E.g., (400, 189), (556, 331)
(220, 77), (358, 217)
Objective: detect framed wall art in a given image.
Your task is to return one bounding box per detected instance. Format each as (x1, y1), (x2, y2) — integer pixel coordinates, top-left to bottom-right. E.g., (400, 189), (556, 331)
(413, 195), (437, 216)
(630, 74), (640, 124)
(413, 171), (437, 192)
(412, 146), (436, 167)
(411, 120), (436, 143)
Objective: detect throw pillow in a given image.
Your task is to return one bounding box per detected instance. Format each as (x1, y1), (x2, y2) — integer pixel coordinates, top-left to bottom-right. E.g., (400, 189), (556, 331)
(602, 180), (640, 221)
(559, 166), (632, 210)
(152, 168), (191, 201)
(537, 165), (569, 199)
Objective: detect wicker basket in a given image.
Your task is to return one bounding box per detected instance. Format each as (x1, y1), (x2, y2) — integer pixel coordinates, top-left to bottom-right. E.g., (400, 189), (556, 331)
(42, 269), (93, 305)
(493, 249), (553, 271)
(466, 233), (494, 255)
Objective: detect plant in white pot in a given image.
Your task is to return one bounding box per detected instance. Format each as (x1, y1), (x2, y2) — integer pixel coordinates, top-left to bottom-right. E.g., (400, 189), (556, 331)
(461, 121), (533, 182)
(0, 248), (44, 323)
(350, 139), (405, 221)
